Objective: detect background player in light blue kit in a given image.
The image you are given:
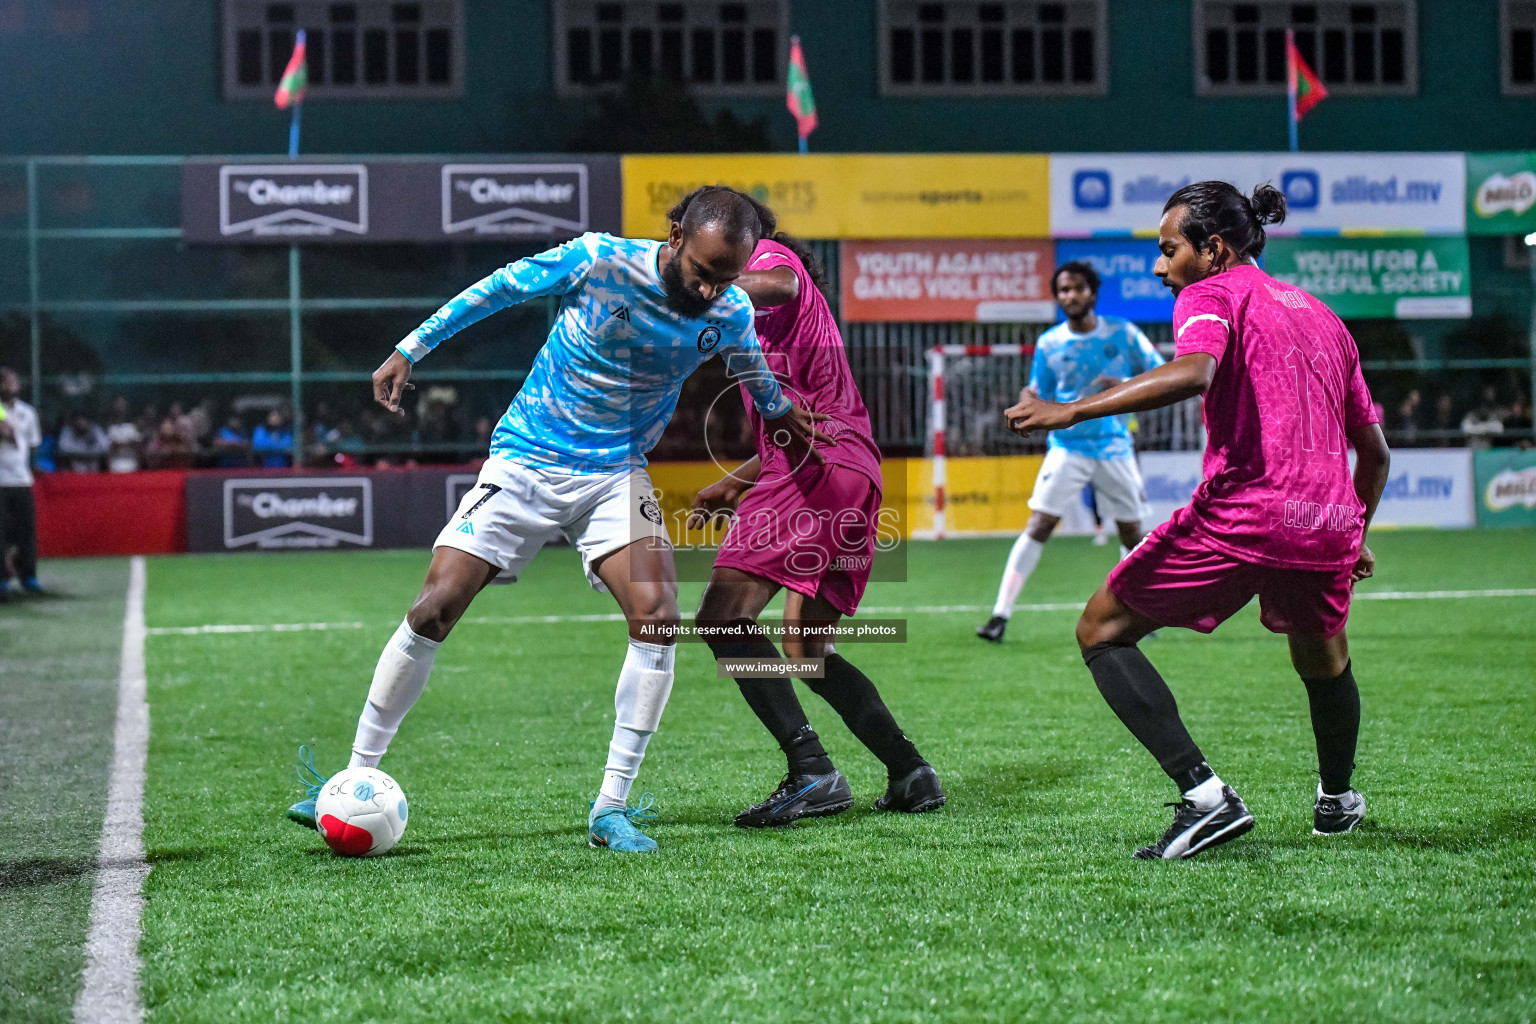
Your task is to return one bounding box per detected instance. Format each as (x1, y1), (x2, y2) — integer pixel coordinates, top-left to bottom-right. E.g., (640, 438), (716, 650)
(977, 261), (1164, 643)
(286, 188), (828, 853)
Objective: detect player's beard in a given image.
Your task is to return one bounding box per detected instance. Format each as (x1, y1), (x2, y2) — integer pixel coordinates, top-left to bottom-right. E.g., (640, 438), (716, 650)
(661, 252), (716, 319)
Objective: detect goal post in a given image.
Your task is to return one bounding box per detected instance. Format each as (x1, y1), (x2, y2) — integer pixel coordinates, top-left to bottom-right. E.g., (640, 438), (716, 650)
(924, 341), (1206, 541)
(927, 343), (1035, 541)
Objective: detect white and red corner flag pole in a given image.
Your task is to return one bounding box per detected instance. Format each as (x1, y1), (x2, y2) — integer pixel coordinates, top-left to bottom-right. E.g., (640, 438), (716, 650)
(929, 344), (1035, 540)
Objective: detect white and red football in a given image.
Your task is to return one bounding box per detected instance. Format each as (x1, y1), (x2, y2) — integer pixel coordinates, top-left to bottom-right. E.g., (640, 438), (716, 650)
(315, 767), (408, 857)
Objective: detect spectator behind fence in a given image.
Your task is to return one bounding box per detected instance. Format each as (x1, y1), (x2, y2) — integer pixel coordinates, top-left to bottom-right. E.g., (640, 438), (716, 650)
(213, 415), (251, 467)
(1430, 393), (1457, 447)
(57, 412), (109, 472)
(0, 367), (42, 598)
(1501, 392), (1532, 448)
(146, 416), (195, 469)
(251, 409), (293, 468)
(1394, 389), (1421, 445)
(106, 396), (144, 473)
(1461, 385), (1505, 449)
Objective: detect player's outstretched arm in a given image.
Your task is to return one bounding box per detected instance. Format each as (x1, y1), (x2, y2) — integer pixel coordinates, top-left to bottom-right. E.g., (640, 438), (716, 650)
(396, 235), (596, 365)
(1347, 421), (1391, 582)
(687, 456), (761, 529)
(1006, 353), (1216, 437)
(736, 266), (799, 308)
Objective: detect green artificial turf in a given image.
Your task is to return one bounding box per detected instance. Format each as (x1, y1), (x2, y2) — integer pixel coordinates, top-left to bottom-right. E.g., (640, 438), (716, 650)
(0, 559), (127, 1024)
(15, 532), (1536, 1022)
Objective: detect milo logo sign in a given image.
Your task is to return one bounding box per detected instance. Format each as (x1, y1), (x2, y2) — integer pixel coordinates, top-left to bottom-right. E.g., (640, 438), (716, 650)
(1485, 466), (1536, 512)
(1474, 171), (1536, 219)
(1474, 450), (1536, 528)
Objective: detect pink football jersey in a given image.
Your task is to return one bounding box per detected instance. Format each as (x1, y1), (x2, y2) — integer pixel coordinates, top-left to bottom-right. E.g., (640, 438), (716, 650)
(737, 239), (883, 487)
(1172, 264), (1380, 570)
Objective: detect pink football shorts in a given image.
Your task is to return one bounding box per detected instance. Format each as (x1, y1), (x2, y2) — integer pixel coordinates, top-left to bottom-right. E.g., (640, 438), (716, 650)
(714, 463), (883, 617)
(1107, 510), (1355, 639)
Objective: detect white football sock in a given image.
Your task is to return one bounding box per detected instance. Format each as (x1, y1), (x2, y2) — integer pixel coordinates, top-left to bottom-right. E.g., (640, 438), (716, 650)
(992, 533), (1045, 619)
(594, 639), (676, 814)
(1184, 774), (1226, 810)
(349, 620), (440, 768)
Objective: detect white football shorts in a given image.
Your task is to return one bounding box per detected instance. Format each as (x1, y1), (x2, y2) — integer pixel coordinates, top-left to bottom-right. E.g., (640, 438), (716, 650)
(1027, 446), (1150, 524)
(434, 457), (670, 592)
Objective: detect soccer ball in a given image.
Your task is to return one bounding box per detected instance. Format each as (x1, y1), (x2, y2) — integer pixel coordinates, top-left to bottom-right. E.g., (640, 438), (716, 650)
(315, 767), (408, 857)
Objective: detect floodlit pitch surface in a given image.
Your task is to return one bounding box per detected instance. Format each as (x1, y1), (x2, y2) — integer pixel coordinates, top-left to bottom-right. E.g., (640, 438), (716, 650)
(4, 532), (1534, 1023)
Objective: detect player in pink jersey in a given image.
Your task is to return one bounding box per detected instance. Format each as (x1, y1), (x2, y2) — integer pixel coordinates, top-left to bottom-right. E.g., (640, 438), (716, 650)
(1006, 181), (1391, 860)
(685, 193), (945, 828)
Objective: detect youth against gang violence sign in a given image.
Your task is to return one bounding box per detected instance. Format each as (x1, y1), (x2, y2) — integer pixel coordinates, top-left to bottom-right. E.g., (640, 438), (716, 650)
(840, 239), (1057, 323)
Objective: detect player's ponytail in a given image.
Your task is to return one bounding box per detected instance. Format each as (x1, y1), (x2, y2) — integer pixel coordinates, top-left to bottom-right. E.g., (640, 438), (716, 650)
(1248, 183), (1287, 226)
(1164, 179), (1286, 261)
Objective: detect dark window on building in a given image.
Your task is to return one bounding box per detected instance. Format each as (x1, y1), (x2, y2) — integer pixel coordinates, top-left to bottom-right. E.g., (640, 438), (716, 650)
(424, 26), (449, 82)
(306, 27), (326, 81)
(1196, 1), (1415, 95)
(237, 28), (263, 84)
(752, 27), (776, 81)
(882, 1), (1105, 94)
(1012, 27), (1035, 81)
(269, 27), (293, 81)
(557, 1), (785, 95)
(224, 0), (461, 98)
(362, 27), (387, 82)
(1506, 1), (1536, 92)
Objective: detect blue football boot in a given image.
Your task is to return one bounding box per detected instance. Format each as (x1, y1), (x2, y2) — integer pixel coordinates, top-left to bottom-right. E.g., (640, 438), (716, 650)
(285, 745), (328, 830)
(588, 794), (659, 853)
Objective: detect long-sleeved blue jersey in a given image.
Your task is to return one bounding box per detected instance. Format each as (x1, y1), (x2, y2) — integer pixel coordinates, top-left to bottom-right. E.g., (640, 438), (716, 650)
(397, 232), (790, 474)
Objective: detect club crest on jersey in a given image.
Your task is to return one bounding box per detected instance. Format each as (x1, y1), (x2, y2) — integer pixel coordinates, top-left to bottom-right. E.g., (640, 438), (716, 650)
(639, 493), (663, 525)
(697, 323), (723, 353)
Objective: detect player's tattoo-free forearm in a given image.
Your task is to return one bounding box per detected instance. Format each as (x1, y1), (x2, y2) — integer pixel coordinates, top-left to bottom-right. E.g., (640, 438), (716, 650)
(1066, 354), (1217, 424)
(1348, 423), (1391, 533)
(731, 455), (763, 488)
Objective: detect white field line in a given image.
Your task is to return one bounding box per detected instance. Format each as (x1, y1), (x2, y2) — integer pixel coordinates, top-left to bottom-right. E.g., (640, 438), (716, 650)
(75, 556), (149, 1024)
(143, 588), (1536, 637)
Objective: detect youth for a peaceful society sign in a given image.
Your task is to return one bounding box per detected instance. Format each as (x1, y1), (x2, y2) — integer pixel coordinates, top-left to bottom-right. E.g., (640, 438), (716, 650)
(840, 239), (1057, 322)
(1264, 237), (1471, 319)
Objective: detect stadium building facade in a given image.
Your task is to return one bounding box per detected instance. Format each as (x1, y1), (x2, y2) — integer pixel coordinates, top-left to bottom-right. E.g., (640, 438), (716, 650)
(3, 1), (1534, 548)
(3, 1), (1533, 156)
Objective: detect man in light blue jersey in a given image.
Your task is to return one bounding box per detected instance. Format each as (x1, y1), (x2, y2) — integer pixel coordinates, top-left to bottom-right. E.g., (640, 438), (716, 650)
(977, 261), (1164, 643)
(286, 187), (828, 853)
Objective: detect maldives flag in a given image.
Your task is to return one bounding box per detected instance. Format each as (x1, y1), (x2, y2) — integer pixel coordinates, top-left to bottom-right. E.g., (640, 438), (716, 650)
(275, 29), (307, 109)
(1287, 30), (1327, 119)
(786, 35), (817, 140)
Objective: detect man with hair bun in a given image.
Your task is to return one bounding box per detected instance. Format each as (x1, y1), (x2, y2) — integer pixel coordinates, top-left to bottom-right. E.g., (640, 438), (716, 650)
(976, 260), (1164, 644)
(1006, 182), (1391, 861)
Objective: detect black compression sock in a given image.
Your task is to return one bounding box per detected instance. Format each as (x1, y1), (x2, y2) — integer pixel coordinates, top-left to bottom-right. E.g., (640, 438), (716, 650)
(706, 619), (833, 776)
(1082, 642), (1206, 784)
(805, 654), (927, 779)
(1303, 660), (1360, 794)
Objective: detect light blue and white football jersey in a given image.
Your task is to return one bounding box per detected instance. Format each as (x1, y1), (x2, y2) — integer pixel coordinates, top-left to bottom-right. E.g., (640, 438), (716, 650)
(397, 232), (791, 474)
(1029, 315), (1164, 460)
